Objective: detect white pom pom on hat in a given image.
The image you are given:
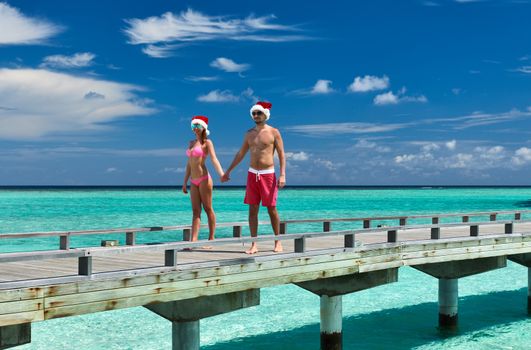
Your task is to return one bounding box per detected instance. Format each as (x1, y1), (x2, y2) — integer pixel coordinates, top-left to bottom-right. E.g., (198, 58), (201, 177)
(250, 101), (272, 121)
(191, 115), (210, 136)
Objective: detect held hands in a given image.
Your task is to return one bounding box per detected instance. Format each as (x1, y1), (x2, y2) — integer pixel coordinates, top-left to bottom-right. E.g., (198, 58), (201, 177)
(278, 174), (286, 189)
(221, 172), (230, 183)
(182, 183), (188, 194)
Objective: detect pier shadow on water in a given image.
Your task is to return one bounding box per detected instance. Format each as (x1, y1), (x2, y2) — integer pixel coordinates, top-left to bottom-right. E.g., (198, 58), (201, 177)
(204, 288), (529, 350)
(514, 200), (531, 208)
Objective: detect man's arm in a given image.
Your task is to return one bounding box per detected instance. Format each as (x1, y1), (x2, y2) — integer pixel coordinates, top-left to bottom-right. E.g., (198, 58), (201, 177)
(221, 134), (250, 182)
(274, 129), (286, 188)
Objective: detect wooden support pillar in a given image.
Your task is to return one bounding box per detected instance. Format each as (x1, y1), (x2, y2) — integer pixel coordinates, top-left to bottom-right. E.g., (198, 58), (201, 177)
(399, 217), (407, 226)
(431, 217), (440, 239)
(490, 214), (496, 221)
(470, 225), (479, 237)
(78, 256), (92, 276)
(438, 278), (458, 329)
(232, 225), (242, 238)
(172, 321), (199, 350)
(165, 249), (178, 267)
(387, 230), (397, 243)
(320, 295), (342, 350)
(280, 222), (287, 235)
(126, 231), (135, 246)
(295, 237), (306, 253)
(462, 216), (469, 223)
(323, 221), (332, 232)
(344, 234), (354, 248)
(183, 228), (191, 241)
(515, 212), (521, 221)
(363, 220), (370, 229)
(505, 223), (513, 234)
(59, 235), (70, 250)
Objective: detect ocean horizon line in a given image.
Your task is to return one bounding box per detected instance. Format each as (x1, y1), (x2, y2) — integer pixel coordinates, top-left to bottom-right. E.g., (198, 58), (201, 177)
(2, 185), (531, 190)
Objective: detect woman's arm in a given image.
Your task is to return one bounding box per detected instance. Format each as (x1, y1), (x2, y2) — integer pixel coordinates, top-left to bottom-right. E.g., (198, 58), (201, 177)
(182, 162), (191, 193)
(206, 140), (224, 178)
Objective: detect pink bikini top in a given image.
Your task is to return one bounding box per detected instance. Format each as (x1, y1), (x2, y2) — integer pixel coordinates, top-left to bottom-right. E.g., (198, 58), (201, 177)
(186, 146), (205, 158)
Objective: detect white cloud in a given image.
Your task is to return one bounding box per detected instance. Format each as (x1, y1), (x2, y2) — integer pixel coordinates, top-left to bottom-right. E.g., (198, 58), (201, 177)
(106, 167), (118, 173)
(123, 9), (307, 57)
(197, 89), (239, 103)
(374, 87), (427, 106)
(185, 76), (219, 82)
(40, 52), (96, 69)
(286, 122), (408, 136)
(162, 167), (185, 173)
(451, 88), (461, 95)
(0, 2), (63, 45)
(353, 139), (390, 153)
(285, 151), (309, 161)
(348, 75), (389, 93)
(210, 57), (250, 73)
(515, 66), (531, 74)
(373, 91), (399, 105)
(197, 88), (255, 103)
(311, 80), (334, 94)
(141, 44), (180, 58)
(0, 68), (156, 140)
(512, 147), (531, 166)
(446, 140), (457, 150)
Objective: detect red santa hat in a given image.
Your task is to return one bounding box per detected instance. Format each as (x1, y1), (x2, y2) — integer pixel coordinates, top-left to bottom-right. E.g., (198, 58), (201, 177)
(191, 115), (210, 135)
(250, 101), (272, 121)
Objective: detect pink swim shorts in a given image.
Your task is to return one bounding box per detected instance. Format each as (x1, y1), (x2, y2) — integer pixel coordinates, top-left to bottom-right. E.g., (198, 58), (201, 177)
(244, 167), (278, 207)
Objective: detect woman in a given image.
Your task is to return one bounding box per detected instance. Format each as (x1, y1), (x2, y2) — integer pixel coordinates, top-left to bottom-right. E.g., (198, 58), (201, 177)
(182, 115), (224, 243)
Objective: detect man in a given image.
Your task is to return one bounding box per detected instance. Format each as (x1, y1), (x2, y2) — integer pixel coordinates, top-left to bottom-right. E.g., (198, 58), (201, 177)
(221, 101), (286, 254)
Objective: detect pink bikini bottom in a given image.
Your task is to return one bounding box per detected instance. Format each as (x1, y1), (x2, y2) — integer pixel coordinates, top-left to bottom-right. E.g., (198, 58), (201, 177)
(190, 174), (210, 186)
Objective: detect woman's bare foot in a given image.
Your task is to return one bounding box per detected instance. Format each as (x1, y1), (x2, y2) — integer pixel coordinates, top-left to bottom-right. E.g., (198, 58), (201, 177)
(245, 244), (259, 255)
(273, 241), (283, 253)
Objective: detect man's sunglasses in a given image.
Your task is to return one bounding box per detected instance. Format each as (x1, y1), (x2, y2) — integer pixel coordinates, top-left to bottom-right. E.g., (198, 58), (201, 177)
(191, 124), (204, 130)
(252, 111), (263, 116)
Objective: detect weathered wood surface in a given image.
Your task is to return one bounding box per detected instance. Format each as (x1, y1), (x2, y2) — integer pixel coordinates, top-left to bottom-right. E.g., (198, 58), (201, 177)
(1, 219), (530, 327)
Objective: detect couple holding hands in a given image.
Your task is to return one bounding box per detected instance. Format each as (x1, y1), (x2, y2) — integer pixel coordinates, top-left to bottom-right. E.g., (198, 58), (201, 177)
(182, 101), (286, 254)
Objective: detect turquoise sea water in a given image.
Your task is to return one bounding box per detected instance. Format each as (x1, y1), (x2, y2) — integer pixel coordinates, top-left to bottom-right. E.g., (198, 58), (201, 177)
(1, 187), (530, 349)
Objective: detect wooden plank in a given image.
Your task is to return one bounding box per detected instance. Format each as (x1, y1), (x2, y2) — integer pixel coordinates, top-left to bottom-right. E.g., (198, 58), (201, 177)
(0, 310), (43, 327)
(0, 299), (43, 314)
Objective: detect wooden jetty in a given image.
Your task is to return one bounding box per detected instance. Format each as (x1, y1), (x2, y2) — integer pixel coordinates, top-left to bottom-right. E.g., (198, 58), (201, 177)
(1, 210), (531, 350)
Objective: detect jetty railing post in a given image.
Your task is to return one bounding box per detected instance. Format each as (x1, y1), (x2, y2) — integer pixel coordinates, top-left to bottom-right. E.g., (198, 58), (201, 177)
(78, 256), (92, 276)
(387, 230), (397, 243)
(183, 229), (191, 241)
(59, 234), (70, 250)
(320, 295), (342, 350)
(173, 321), (200, 350)
(126, 231), (135, 246)
(439, 278), (458, 328)
(344, 233), (355, 248)
(294, 237), (306, 253)
(470, 225), (479, 237)
(505, 223), (513, 234)
(363, 219), (371, 229)
(490, 214), (497, 221)
(431, 217), (440, 239)
(323, 221), (331, 232)
(232, 225), (242, 238)
(399, 217), (407, 226)
(280, 222), (287, 235)
(165, 249), (178, 267)
(515, 212), (521, 221)
(462, 216), (469, 223)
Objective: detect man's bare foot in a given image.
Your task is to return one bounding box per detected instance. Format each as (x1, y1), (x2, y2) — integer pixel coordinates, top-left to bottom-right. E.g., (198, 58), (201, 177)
(201, 245), (213, 250)
(273, 242), (283, 253)
(245, 244), (259, 255)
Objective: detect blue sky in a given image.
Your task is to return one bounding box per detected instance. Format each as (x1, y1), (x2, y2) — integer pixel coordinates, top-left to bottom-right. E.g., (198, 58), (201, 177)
(0, 0), (530, 185)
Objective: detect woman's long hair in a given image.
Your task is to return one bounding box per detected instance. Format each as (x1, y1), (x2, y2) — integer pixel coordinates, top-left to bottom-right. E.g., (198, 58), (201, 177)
(199, 129), (208, 144)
